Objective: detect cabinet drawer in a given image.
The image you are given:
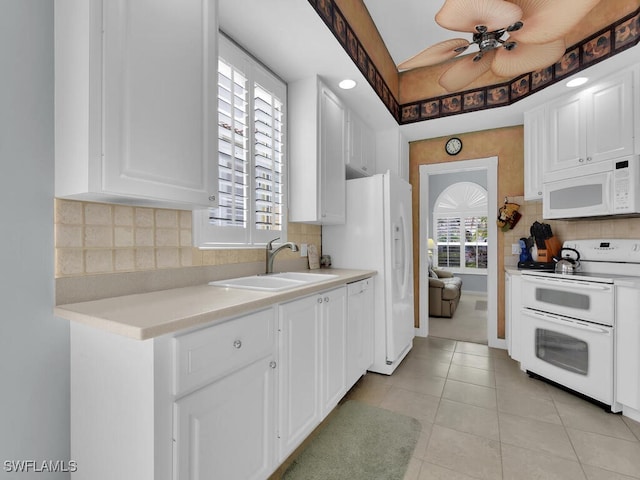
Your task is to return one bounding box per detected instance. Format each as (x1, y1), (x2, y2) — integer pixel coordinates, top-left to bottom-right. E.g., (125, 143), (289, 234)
(173, 307), (276, 396)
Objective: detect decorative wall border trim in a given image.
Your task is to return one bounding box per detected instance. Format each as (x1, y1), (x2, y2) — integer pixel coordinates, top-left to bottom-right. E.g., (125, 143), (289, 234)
(308, 1), (639, 126)
(307, 0), (400, 121)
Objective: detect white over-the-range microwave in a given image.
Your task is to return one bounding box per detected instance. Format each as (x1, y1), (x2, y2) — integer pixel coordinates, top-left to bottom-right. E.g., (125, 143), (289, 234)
(543, 154), (640, 219)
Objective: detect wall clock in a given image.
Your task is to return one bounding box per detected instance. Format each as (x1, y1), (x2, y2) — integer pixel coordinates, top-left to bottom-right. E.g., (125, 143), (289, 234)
(445, 137), (462, 156)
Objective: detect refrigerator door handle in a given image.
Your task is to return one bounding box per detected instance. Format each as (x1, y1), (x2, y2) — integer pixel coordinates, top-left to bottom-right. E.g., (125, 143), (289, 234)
(394, 213), (410, 298)
(393, 224), (403, 269)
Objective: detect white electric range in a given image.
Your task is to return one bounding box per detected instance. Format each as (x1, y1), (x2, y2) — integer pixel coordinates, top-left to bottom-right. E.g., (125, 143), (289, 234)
(520, 239), (640, 412)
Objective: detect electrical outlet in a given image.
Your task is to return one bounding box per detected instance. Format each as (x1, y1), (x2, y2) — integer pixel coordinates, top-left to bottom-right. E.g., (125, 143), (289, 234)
(300, 243), (308, 257)
(512, 243), (520, 255)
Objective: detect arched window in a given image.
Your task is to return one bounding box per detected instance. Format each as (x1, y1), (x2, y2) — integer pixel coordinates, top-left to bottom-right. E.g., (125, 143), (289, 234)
(433, 182), (488, 272)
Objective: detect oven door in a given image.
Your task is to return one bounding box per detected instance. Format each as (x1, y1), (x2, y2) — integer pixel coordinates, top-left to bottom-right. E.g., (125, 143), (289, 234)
(521, 275), (614, 326)
(521, 308), (613, 405)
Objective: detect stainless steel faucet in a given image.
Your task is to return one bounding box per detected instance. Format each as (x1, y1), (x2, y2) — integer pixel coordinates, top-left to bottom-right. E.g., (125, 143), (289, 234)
(265, 237), (299, 274)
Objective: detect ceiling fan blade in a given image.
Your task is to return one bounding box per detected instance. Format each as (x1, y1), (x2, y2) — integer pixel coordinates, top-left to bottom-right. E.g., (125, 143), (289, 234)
(491, 38), (566, 77)
(435, 0), (523, 33)
(439, 50), (495, 92)
(397, 38), (470, 70)
(508, 0), (602, 44)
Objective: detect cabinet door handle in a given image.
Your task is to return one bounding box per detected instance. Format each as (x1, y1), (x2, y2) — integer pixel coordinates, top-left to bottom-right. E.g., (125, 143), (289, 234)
(269, 361), (277, 369)
(587, 156), (592, 162)
(208, 195), (216, 201)
(324, 297), (330, 302)
(317, 298), (323, 304)
(233, 340), (242, 349)
(578, 158), (584, 163)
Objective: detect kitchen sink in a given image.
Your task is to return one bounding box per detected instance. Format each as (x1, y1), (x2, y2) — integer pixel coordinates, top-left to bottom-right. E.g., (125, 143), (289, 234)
(208, 272), (339, 291)
(270, 272), (338, 282)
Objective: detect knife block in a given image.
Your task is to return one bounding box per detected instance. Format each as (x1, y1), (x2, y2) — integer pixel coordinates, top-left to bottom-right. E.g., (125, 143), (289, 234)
(536, 248), (551, 262)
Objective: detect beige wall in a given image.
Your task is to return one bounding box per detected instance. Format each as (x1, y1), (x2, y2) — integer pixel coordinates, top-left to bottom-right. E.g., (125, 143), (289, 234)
(54, 199), (321, 278)
(410, 126), (524, 338)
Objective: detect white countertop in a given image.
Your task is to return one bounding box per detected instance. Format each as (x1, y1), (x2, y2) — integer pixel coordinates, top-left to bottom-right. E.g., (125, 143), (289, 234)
(504, 268), (522, 275)
(54, 268), (375, 340)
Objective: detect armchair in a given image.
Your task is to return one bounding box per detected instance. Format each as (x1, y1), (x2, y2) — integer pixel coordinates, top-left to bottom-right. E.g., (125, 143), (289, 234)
(428, 268), (463, 318)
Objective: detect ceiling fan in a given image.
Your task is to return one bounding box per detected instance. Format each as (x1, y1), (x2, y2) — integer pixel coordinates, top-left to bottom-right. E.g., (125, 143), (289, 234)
(398, 0), (602, 92)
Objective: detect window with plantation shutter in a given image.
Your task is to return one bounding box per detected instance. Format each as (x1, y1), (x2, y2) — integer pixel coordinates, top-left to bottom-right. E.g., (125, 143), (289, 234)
(194, 34), (287, 247)
(214, 59), (248, 229)
(433, 182), (488, 273)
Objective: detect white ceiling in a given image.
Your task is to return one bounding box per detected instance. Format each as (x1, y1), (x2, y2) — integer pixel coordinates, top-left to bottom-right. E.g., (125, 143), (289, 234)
(362, 0), (451, 65)
(219, 0), (637, 142)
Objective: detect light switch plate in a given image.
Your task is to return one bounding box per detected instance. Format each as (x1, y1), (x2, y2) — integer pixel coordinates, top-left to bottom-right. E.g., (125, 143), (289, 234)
(300, 243), (308, 257)
(512, 243), (520, 255)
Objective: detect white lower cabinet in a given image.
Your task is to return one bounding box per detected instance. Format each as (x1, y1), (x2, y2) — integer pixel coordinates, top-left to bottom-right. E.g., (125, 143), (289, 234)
(616, 284), (640, 419)
(69, 278), (373, 480)
(346, 278), (374, 387)
(320, 288), (348, 416)
(277, 293), (322, 462)
(173, 308), (277, 480)
(174, 357), (276, 480)
(277, 286), (347, 462)
(505, 271), (522, 362)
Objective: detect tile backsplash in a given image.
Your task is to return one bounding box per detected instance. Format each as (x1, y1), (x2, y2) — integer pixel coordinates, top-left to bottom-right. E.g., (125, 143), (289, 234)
(54, 199), (322, 278)
(502, 197), (640, 267)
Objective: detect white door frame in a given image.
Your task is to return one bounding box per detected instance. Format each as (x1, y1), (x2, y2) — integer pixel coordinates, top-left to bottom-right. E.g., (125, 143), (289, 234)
(418, 157), (505, 349)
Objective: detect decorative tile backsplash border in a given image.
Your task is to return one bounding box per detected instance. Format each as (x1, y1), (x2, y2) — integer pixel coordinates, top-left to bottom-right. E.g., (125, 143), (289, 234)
(54, 199), (322, 278)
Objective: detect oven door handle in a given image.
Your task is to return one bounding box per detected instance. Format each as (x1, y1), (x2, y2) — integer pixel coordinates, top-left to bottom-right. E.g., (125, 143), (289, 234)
(523, 277), (611, 290)
(521, 309), (611, 335)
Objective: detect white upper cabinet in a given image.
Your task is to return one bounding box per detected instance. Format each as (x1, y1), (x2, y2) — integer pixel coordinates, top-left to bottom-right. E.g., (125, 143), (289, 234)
(55, 0), (218, 209)
(346, 111), (376, 178)
(376, 128), (409, 181)
(289, 77), (346, 224)
(523, 106), (546, 200)
(545, 69), (635, 177)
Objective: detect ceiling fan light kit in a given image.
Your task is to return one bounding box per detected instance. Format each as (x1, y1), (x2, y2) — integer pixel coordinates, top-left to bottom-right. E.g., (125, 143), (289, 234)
(398, 0), (603, 92)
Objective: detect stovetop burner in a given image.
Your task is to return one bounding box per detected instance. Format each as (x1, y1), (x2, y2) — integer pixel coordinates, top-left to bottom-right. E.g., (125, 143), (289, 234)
(521, 269), (617, 283)
(517, 260), (555, 271)
(518, 239), (640, 283)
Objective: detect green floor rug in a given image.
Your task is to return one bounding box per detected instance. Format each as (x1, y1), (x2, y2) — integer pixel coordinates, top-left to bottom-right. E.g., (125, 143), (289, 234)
(283, 400), (421, 480)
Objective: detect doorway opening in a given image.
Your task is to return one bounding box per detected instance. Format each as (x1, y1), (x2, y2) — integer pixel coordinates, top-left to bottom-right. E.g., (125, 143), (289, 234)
(430, 181), (488, 344)
(418, 157), (503, 349)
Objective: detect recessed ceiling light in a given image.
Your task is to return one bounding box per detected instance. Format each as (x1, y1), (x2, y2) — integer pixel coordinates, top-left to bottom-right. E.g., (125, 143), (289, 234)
(566, 77), (588, 88)
(338, 79), (357, 90)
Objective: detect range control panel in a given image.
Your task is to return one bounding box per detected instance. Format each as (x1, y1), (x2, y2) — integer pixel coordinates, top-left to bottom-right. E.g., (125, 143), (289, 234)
(563, 239), (640, 263)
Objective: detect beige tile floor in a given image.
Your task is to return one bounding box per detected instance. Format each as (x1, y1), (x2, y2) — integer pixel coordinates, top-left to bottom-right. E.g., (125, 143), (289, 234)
(345, 336), (640, 480)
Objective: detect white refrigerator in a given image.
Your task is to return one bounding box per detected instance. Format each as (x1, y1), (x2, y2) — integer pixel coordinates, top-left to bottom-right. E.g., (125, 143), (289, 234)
(323, 172), (414, 374)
